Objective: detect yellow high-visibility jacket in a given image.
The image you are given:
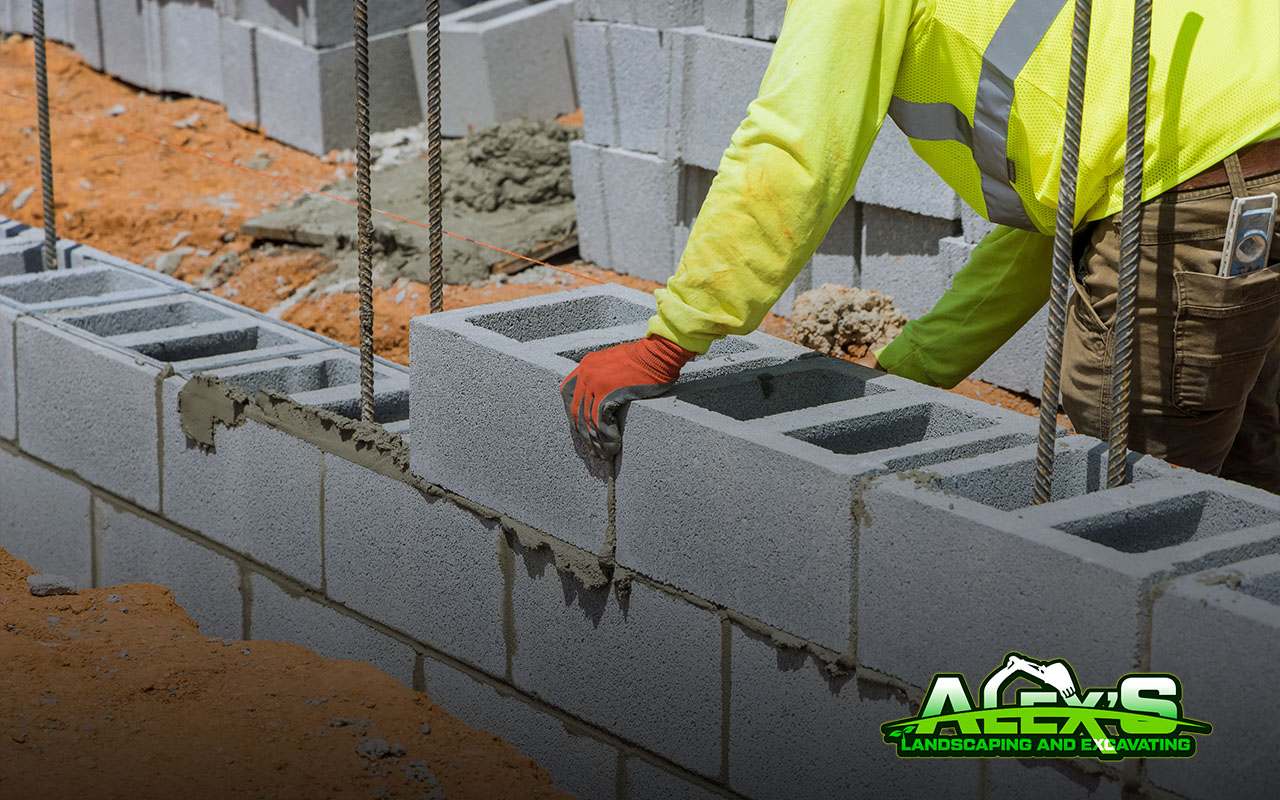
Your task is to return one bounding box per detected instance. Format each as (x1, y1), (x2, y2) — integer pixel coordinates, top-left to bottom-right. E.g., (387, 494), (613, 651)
(648, 0), (1280, 388)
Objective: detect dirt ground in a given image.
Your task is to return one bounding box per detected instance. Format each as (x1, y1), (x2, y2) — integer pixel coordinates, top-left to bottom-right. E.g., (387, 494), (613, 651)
(0, 547), (569, 800)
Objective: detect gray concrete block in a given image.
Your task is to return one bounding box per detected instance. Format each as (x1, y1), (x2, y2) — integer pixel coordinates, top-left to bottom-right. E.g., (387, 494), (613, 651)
(750, 0), (785, 40)
(256, 25), (420, 155)
(0, 446), (91, 586)
(664, 27), (771, 171)
(422, 654), (620, 799)
(218, 15), (258, 127)
(66, 244), (193, 294)
(100, 0), (164, 91)
(617, 360), (1034, 652)
(248, 571), (416, 686)
(0, 229), (43, 277)
(702, 0), (750, 38)
(69, 0), (104, 70)
(860, 208), (963, 319)
(985, 761), (1122, 800)
(1, 1), (68, 39)
(624, 757), (723, 800)
(161, 351), (408, 587)
(225, 0), (481, 49)
(426, 0), (577, 138)
(855, 119), (962, 220)
(860, 465), (1280, 691)
(728, 625), (974, 799)
(158, 0), (223, 102)
(1147, 554), (1280, 799)
(93, 497), (242, 639)
(599, 21), (668, 153)
(575, 0), (702, 28)
(973, 303), (1049, 398)
(573, 20), (615, 146)
(410, 284), (797, 553)
(570, 141), (680, 281)
(0, 306), (13, 440)
(323, 454), (508, 675)
(510, 561), (722, 776)
(961, 202), (997, 244)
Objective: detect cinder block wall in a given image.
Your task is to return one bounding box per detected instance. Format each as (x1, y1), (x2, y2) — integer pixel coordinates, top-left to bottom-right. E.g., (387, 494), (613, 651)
(570, 0), (1048, 394)
(2, 224), (1274, 799)
(1, 0), (579, 153)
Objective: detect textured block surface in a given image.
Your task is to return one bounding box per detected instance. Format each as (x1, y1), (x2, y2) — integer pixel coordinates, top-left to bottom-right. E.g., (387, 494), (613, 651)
(423, 654), (620, 800)
(1148, 554), (1280, 799)
(219, 15), (259, 127)
(230, 0), (436, 48)
(510, 564), (723, 776)
(158, 0), (223, 101)
(860, 208), (963, 319)
(575, 0), (702, 28)
(249, 571), (416, 686)
(973, 303), (1049, 398)
(0, 446), (92, 586)
(574, 20), (669, 153)
(323, 454), (508, 675)
(729, 626), (973, 799)
(985, 761), (1122, 800)
(625, 758), (723, 800)
(93, 497), (242, 639)
(855, 119), (962, 220)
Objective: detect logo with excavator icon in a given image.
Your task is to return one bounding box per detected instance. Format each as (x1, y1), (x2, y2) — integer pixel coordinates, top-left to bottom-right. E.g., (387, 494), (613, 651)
(881, 653), (1212, 761)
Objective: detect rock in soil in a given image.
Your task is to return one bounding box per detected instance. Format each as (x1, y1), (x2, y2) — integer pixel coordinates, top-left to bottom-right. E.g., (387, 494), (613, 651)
(26, 574), (77, 597)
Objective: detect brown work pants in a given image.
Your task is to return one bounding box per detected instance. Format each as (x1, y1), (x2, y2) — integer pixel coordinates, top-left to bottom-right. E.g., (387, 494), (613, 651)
(1061, 166), (1280, 493)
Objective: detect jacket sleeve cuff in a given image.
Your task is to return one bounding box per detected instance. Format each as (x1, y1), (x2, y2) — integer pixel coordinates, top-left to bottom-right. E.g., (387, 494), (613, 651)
(876, 331), (944, 387)
(646, 315), (716, 355)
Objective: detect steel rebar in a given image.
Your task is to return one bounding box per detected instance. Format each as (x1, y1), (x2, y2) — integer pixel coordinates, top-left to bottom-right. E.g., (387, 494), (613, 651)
(32, 0), (57, 271)
(354, 0), (375, 423)
(424, 0), (444, 313)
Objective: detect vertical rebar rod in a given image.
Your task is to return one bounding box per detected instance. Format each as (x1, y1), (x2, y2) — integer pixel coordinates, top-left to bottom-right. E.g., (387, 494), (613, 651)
(354, 0), (375, 423)
(1033, 0), (1094, 505)
(424, 0), (444, 313)
(32, 0), (57, 271)
(1106, 0), (1153, 489)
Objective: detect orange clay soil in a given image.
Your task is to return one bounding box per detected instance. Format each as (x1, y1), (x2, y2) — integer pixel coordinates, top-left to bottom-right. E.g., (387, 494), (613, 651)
(0, 34), (1052, 425)
(0, 547), (570, 800)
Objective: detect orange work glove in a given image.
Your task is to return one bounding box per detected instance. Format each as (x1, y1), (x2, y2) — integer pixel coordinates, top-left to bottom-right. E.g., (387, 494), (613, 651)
(559, 335), (697, 458)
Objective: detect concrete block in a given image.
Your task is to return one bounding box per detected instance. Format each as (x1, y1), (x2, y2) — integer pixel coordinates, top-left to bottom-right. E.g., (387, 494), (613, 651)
(510, 561), (723, 776)
(973, 303), (1049, 398)
(323, 454), (508, 675)
(860, 463), (1280, 691)
(961, 202), (996, 244)
(0, 446), (91, 586)
(69, 0), (104, 70)
(225, 0), (483, 49)
(575, 0), (702, 28)
(99, 0), (164, 91)
(575, 21), (669, 153)
(728, 625), (974, 799)
(860, 208), (963, 319)
(66, 243), (192, 293)
(161, 350), (408, 587)
(1148, 554), (1280, 799)
(624, 758), (723, 800)
(664, 27), (772, 171)
(422, 654), (620, 800)
(425, 0), (577, 138)
(410, 284), (799, 553)
(158, 0), (223, 102)
(218, 15), (258, 127)
(1, 0), (69, 39)
(985, 761), (1122, 800)
(92, 497), (242, 639)
(617, 359), (1035, 652)
(702, 0), (750, 38)
(750, 0), (785, 40)
(248, 571), (416, 686)
(256, 26), (420, 155)
(0, 229), (43, 277)
(856, 119), (962, 220)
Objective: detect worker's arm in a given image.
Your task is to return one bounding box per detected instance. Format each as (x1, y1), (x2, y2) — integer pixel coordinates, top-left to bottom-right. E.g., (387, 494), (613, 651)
(647, 0), (927, 353)
(877, 225), (1054, 388)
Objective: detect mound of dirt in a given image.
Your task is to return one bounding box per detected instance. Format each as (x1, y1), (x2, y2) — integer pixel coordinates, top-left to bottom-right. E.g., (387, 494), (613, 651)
(789, 283), (908, 358)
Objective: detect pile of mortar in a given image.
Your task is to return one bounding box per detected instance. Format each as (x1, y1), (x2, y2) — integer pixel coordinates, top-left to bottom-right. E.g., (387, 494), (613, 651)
(243, 119), (580, 288)
(789, 284), (908, 358)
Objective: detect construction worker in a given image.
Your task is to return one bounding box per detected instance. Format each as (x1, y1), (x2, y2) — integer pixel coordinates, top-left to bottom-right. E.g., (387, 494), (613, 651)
(561, 0), (1280, 491)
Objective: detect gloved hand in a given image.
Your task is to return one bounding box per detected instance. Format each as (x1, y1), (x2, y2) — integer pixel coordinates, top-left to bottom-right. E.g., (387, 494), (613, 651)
(559, 335), (697, 458)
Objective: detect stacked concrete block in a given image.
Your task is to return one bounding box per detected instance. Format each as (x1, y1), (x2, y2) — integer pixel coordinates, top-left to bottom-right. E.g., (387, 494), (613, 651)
(727, 625), (975, 799)
(859, 448), (1280, 691)
(422, 652), (621, 800)
(218, 15), (259, 127)
(1148, 554), (1280, 798)
(217, 0), (432, 49)
(574, 19), (669, 153)
(0, 261), (182, 442)
(0, 445), (92, 586)
(161, 349), (407, 586)
(248, 571), (418, 686)
(15, 293), (324, 510)
(0, 227), (44, 277)
(0, 0), (72, 41)
(323, 452), (510, 675)
(574, 0), (703, 28)
(509, 563), (723, 775)
(859, 208), (963, 319)
(92, 496), (243, 639)
(425, 0), (577, 138)
(855, 120), (963, 221)
(410, 284), (802, 554)
(973, 304), (1051, 398)
(702, 0), (785, 41)
(617, 358), (1036, 653)
(158, 0), (225, 102)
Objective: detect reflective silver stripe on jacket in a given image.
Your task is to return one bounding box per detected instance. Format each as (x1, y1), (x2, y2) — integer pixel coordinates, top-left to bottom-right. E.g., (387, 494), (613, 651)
(888, 0), (1069, 230)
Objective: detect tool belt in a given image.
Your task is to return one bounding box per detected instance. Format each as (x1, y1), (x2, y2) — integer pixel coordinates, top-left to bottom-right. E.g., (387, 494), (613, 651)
(1174, 137), (1280, 193)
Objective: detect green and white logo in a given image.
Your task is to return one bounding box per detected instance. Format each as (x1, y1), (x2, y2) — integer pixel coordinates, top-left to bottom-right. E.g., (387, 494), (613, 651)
(881, 653), (1212, 761)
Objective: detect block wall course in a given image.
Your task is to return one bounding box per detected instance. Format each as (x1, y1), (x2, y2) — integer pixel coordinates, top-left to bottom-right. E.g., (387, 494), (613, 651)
(574, 0), (703, 28)
(0, 445), (92, 587)
(859, 208), (962, 319)
(574, 20), (669, 154)
(93, 496), (243, 640)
